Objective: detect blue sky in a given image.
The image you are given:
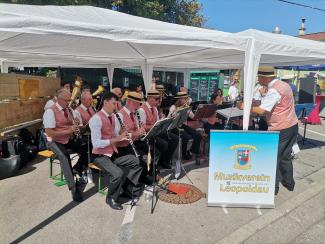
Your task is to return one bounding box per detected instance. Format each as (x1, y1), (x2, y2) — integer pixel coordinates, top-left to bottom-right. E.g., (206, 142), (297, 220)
(199, 0), (325, 36)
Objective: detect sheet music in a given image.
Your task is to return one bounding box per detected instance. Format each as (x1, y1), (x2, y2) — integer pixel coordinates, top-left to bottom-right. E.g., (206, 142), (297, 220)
(217, 107), (243, 119)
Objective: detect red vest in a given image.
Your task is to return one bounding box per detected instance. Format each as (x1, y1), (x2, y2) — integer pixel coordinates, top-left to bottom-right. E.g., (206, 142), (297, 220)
(116, 107), (138, 147)
(92, 111), (118, 155)
(141, 103), (158, 126)
(48, 105), (73, 144)
(76, 105), (95, 125)
(266, 80), (298, 131)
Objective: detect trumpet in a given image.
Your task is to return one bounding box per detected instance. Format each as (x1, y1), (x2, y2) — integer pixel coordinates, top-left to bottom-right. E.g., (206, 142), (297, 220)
(114, 111), (140, 158)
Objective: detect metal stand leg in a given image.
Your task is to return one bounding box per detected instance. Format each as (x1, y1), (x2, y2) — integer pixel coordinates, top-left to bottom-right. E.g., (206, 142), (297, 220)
(175, 129), (194, 185)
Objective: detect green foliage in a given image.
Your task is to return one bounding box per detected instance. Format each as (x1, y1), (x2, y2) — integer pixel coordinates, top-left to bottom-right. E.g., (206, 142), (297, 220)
(2, 0), (205, 27)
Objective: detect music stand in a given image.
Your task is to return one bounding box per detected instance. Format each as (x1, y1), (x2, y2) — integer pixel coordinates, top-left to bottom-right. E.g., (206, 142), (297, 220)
(167, 107), (193, 183)
(141, 117), (174, 214)
(295, 103), (316, 146)
(217, 106), (243, 129)
(192, 104), (218, 120)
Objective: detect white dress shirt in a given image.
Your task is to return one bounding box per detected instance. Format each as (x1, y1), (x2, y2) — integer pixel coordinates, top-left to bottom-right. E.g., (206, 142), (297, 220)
(44, 99), (55, 111)
(89, 109), (120, 149)
(168, 105), (177, 118)
(228, 85), (239, 101)
(259, 79), (281, 112)
(43, 103), (82, 128)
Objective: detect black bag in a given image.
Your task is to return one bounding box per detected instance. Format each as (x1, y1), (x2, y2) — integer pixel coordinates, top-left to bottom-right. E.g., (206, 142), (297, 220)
(36, 127), (48, 151)
(18, 128), (36, 146)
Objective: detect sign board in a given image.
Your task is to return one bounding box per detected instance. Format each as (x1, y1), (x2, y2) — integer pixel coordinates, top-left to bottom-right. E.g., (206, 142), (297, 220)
(208, 131), (279, 208)
(199, 78), (208, 101)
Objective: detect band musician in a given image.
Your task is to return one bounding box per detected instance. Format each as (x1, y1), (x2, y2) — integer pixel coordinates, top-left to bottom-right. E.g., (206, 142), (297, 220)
(89, 92), (143, 210)
(75, 91), (96, 126)
(137, 90), (178, 169)
(43, 88), (88, 202)
(115, 92), (158, 184)
(237, 66), (298, 195)
(112, 87), (123, 111)
(168, 91), (202, 162)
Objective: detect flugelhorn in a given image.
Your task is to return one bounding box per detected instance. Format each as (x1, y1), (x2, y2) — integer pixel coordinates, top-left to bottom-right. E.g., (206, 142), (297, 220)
(92, 85), (105, 97)
(69, 79), (82, 107)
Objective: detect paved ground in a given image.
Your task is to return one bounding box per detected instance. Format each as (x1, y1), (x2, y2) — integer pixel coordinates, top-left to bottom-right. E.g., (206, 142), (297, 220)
(1, 121), (325, 244)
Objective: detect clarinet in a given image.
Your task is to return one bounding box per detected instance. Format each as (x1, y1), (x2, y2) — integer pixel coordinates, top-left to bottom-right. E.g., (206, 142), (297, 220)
(114, 111), (140, 158)
(67, 106), (82, 140)
(135, 110), (147, 140)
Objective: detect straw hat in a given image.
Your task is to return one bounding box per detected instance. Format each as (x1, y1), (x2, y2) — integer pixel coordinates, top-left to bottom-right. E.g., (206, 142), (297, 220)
(147, 90), (160, 98)
(156, 84), (165, 91)
(126, 91), (144, 103)
(175, 91), (189, 99)
(258, 66), (276, 77)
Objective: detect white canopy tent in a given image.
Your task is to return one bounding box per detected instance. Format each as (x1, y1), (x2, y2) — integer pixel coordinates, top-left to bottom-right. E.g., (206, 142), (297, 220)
(1, 5), (325, 130)
(0, 4), (249, 89)
(235, 29), (325, 129)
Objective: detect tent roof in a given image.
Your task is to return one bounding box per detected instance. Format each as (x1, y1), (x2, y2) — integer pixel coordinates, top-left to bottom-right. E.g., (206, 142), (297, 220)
(0, 4), (248, 69)
(236, 29), (325, 66)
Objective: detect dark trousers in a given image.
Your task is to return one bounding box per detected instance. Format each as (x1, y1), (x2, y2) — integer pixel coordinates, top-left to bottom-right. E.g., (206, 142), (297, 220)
(118, 140), (161, 170)
(275, 123), (298, 190)
(158, 132), (179, 165)
(47, 139), (88, 191)
(203, 122), (224, 135)
(93, 154), (142, 200)
(180, 124), (202, 156)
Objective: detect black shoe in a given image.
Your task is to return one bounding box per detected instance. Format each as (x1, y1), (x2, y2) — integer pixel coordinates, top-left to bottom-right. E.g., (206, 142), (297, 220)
(281, 181), (295, 191)
(141, 175), (154, 186)
(274, 187), (279, 195)
(106, 197), (123, 210)
(71, 187), (83, 202)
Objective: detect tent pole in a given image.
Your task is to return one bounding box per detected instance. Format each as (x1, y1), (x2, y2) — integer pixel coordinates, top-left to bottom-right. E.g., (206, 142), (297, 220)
(243, 38), (261, 131)
(106, 65), (115, 91)
(141, 62), (153, 93)
(0, 61), (9, 73)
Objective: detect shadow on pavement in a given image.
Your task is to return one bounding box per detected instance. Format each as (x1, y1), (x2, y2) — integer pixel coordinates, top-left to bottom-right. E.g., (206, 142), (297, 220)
(10, 186), (97, 244)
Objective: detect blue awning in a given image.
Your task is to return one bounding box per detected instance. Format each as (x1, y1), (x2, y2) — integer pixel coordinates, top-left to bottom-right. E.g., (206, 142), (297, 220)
(276, 65), (325, 71)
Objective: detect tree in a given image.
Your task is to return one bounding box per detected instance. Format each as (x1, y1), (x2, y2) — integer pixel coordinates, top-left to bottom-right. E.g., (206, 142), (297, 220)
(2, 0), (205, 27)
